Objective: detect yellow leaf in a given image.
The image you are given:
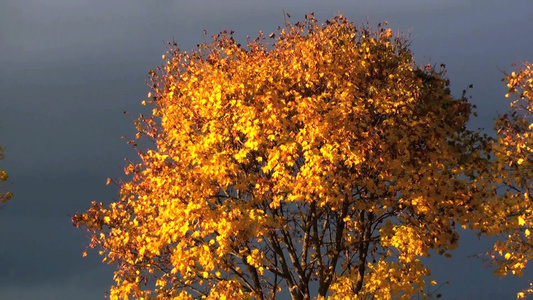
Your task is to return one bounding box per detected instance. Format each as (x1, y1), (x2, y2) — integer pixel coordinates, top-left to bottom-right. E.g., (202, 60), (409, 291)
(70, 14), (521, 300)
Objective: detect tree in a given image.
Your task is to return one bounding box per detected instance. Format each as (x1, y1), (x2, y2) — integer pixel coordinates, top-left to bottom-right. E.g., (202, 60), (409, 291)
(0, 145), (13, 206)
(73, 15), (493, 299)
(489, 62), (533, 299)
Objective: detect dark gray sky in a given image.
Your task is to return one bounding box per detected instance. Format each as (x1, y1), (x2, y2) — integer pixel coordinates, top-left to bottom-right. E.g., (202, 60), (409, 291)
(0, 1), (532, 299)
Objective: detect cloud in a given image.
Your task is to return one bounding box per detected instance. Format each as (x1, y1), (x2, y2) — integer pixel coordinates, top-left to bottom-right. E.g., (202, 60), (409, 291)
(0, 1), (532, 299)
(0, 265), (113, 300)
(0, 173), (116, 292)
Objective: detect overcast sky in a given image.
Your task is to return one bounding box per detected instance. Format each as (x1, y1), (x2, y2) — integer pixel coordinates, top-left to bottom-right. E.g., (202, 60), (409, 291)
(1, 1), (532, 299)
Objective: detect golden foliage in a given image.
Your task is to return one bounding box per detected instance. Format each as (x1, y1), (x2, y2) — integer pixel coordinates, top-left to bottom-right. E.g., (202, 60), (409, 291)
(0, 145), (12, 204)
(73, 14), (497, 299)
(489, 62), (533, 299)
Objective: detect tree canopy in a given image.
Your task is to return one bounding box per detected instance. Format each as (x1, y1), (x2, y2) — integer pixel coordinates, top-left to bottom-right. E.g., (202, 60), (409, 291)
(73, 15), (531, 299)
(0, 145), (12, 205)
(489, 62), (533, 298)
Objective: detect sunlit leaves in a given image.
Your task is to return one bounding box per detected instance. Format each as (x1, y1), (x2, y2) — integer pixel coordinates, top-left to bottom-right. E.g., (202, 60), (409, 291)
(74, 14), (492, 299)
(489, 62), (533, 298)
(0, 145), (12, 204)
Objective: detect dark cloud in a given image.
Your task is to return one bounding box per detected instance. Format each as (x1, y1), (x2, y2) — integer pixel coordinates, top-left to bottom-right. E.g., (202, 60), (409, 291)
(0, 0), (532, 298)
(0, 173), (116, 299)
(0, 265), (113, 300)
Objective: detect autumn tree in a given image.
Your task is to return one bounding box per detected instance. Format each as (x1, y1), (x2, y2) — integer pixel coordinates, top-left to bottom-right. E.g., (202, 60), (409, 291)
(487, 62), (533, 299)
(0, 145), (13, 206)
(73, 15), (493, 299)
